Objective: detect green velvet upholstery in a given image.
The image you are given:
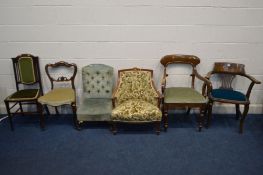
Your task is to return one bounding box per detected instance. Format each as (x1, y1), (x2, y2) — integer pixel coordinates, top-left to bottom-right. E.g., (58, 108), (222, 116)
(77, 64), (114, 122)
(164, 87), (207, 104)
(211, 89), (247, 102)
(7, 89), (39, 101)
(112, 69), (161, 122)
(18, 57), (36, 84)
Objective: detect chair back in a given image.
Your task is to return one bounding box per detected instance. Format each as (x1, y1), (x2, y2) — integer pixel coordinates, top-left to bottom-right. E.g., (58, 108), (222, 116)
(82, 64), (114, 98)
(12, 54), (42, 90)
(114, 68), (159, 106)
(45, 61), (77, 89)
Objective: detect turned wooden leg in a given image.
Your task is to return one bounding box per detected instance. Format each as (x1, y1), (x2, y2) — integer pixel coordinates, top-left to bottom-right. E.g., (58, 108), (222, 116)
(198, 106), (205, 132)
(239, 104), (249, 134)
(55, 106), (60, 115)
(5, 100), (14, 131)
(37, 102), (45, 130)
(164, 109), (168, 131)
(155, 121), (161, 135)
(112, 122), (117, 135)
(206, 101), (213, 128)
(186, 107), (191, 115)
(235, 104), (240, 120)
(19, 102), (24, 116)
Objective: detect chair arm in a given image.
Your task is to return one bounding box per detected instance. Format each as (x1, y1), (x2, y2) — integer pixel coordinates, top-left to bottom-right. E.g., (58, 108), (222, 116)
(205, 71), (213, 79)
(161, 75), (167, 94)
(193, 69), (212, 97)
(244, 74), (261, 84)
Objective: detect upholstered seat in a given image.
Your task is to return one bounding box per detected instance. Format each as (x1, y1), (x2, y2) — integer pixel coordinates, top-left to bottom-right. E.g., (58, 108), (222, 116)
(111, 68), (162, 135)
(112, 99), (162, 121)
(38, 88), (75, 106)
(77, 98), (112, 121)
(164, 87), (207, 104)
(76, 64), (114, 126)
(211, 89), (247, 102)
(6, 89), (39, 101)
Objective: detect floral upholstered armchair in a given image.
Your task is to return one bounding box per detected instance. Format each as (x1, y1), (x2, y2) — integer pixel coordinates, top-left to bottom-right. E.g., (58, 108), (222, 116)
(111, 68), (162, 135)
(77, 64), (114, 129)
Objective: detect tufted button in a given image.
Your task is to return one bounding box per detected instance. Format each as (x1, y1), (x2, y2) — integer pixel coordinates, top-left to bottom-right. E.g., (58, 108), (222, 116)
(97, 90), (100, 93)
(107, 81), (110, 84)
(96, 71), (100, 75)
(91, 77), (94, 79)
(87, 90), (90, 93)
(102, 86), (104, 89)
(102, 76), (105, 79)
(86, 72), (89, 75)
(92, 85), (94, 88)
(97, 81), (100, 84)
(106, 90), (109, 93)
(87, 81), (89, 84)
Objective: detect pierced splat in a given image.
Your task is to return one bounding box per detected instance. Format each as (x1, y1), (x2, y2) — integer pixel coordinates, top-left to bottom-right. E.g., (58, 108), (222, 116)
(218, 74), (236, 90)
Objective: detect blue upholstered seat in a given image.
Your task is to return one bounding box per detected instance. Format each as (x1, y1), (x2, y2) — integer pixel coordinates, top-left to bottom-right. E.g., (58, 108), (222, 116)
(211, 89), (247, 101)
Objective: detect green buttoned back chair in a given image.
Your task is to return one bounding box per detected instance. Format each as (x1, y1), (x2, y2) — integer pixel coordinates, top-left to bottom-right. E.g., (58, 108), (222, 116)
(77, 64), (114, 128)
(203, 62), (261, 133)
(111, 68), (162, 135)
(4, 54), (49, 130)
(160, 54), (211, 132)
(38, 61), (77, 129)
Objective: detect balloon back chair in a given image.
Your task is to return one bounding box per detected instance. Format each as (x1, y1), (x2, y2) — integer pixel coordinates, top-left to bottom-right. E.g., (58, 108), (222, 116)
(38, 61), (77, 129)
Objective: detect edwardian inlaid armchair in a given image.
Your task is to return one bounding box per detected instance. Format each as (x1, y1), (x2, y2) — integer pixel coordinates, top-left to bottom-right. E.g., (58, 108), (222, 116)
(161, 54), (211, 131)
(203, 62), (261, 133)
(111, 68), (162, 135)
(77, 64), (114, 129)
(38, 61), (77, 129)
(4, 54), (49, 130)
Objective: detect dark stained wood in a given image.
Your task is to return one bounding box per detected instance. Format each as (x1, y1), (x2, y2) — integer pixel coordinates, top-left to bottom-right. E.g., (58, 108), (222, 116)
(203, 62), (261, 133)
(160, 54), (211, 132)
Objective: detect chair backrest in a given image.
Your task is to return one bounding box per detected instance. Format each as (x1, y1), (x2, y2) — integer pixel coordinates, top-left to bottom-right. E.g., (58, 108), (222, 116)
(45, 61), (77, 89)
(211, 62), (246, 90)
(82, 64), (114, 98)
(114, 68), (159, 106)
(12, 54), (42, 91)
(160, 54), (200, 88)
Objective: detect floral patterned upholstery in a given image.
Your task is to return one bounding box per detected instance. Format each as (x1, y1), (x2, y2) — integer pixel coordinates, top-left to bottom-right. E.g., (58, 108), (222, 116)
(112, 69), (161, 122)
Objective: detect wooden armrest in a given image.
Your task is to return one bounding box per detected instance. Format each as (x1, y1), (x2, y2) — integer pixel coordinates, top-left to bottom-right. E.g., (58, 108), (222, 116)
(244, 74), (261, 84)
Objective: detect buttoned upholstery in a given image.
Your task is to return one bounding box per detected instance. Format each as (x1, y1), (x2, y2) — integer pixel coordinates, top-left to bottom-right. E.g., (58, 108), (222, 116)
(77, 64), (114, 122)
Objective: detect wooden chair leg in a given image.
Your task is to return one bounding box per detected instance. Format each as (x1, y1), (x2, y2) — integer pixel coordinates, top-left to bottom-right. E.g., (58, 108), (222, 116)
(19, 102), (24, 116)
(55, 106), (60, 115)
(163, 110), (168, 132)
(186, 107), (191, 115)
(155, 121), (161, 135)
(44, 105), (50, 115)
(37, 102), (45, 130)
(5, 100), (14, 131)
(235, 104), (240, 120)
(239, 104), (249, 134)
(71, 103), (79, 130)
(112, 122), (117, 135)
(206, 101), (213, 128)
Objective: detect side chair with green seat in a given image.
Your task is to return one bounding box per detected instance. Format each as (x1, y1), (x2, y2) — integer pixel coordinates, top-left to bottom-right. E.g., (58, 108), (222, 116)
(4, 54), (49, 130)
(38, 61), (77, 129)
(202, 62), (261, 133)
(111, 68), (162, 135)
(160, 54), (211, 132)
(77, 64), (114, 129)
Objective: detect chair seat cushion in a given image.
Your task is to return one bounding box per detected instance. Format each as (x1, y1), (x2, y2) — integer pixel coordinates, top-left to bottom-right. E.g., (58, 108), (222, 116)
(38, 88), (75, 106)
(111, 99), (162, 122)
(77, 98), (112, 121)
(6, 89), (39, 101)
(211, 89), (247, 102)
(164, 87), (207, 104)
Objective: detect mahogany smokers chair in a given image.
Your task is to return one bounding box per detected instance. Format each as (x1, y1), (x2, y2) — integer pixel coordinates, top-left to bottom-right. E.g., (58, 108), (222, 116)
(4, 54), (49, 130)
(38, 61), (77, 129)
(203, 62), (261, 133)
(160, 54), (211, 131)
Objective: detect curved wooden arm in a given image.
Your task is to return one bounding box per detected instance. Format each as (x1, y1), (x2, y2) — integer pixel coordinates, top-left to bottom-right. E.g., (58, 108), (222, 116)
(161, 74), (168, 94)
(193, 69), (212, 97)
(243, 74), (261, 84)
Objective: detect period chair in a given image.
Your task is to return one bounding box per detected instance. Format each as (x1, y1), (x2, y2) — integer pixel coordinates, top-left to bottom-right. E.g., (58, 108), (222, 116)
(77, 64), (114, 128)
(38, 61), (77, 129)
(203, 62), (261, 133)
(160, 54), (211, 131)
(4, 54), (49, 130)
(111, 68), (162, 135)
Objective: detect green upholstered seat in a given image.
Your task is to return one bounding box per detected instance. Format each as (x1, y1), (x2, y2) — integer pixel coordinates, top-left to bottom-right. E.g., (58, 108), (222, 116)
(7, 89), (39, 101)
(164, 87), (207, 104)
(211, 89), (247, 102)
(77, 98), (112, 121)
(38, 88), (75, 106)
(77, 64), (114, 122)
(112, 99), (162, 122)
